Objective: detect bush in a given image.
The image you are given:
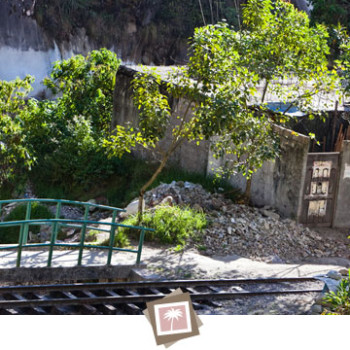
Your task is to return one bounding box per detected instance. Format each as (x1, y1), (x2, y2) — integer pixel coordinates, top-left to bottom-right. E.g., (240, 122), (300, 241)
(118, 205), (207, 247)
(0, 202), (54, 244)
(20, 49), (121, 198)
(322, 270), (350, 315)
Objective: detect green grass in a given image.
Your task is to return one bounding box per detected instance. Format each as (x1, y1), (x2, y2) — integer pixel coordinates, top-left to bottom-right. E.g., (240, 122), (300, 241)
(115, 204), (207, 248)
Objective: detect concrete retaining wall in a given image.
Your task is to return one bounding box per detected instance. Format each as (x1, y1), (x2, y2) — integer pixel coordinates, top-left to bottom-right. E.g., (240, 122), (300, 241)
(0, 265), (142, 283)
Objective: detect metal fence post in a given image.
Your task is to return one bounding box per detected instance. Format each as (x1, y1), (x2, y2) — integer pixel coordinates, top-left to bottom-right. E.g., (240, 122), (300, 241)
(47, 201), (62, 267)
(22, 201), (32, 245)
(136, 229), (145, 265)
(107, 211), (118, 265)
(16, 223), (25, 268)
(77, 205), (89, 266)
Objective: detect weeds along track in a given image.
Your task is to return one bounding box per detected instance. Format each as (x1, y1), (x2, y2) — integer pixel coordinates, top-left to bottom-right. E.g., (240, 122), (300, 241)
(0, 277), (324, 315)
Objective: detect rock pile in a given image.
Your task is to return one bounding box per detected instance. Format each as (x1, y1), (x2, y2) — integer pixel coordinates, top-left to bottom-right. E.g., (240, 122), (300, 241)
(144, 181), (350, 264)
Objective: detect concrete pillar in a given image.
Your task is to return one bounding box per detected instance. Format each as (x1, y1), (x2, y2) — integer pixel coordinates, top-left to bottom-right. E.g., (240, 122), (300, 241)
(333, 140), (350, 228)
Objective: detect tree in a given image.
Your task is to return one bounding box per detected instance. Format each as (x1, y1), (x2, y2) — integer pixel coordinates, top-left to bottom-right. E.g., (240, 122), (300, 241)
(44, 48), (121, 135)
(23, 49), (122, 193)
(310, 0), (350, 28)
(105, 0), (340, 220)
(0, 76), (35, 187)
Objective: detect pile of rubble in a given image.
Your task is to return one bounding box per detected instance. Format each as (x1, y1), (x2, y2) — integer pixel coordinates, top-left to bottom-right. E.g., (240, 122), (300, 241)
(144, 181), (350, 264)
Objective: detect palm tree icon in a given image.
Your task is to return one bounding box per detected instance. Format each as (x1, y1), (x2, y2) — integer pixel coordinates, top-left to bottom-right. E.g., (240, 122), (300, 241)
(163, 307), (183, 331)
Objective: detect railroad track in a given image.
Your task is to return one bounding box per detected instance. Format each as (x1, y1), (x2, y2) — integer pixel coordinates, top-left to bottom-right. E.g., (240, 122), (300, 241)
(0, 277), (324, 315)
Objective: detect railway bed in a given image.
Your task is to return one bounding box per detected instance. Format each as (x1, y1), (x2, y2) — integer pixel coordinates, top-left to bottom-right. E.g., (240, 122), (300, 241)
(0, 277), (325, 315)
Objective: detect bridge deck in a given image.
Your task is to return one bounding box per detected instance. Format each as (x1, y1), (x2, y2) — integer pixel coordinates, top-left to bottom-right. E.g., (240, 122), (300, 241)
(0, 249), (138, 268)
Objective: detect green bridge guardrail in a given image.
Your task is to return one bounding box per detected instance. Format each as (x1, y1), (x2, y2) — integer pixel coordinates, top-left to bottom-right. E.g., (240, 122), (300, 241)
(0, 199), (154, 268)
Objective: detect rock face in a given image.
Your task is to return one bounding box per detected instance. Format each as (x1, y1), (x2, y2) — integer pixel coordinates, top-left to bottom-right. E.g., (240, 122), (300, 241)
(0, 0), (314, 95)
(0, 1), (95, 95)
(0, 0), (190, 94)
(291, 0), (313, 15)
(144, 181), (350, 263)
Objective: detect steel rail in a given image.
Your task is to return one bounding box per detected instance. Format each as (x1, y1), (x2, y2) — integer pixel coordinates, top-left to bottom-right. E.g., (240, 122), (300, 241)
(0, 277), (320, 294)
(0, 277), (324, 313)
(0, 288), (324, 309)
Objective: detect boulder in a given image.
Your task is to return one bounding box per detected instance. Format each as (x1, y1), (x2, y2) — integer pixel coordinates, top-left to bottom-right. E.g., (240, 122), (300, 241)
(260, 209), (280, 220)
(310, 304), (323, 315)
(119, 199), (145, 219)
(327, 270), (343, 280)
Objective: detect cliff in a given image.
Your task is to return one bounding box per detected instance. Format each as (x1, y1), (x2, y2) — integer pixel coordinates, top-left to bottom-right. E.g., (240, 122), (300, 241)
(0, 0), (311, 95)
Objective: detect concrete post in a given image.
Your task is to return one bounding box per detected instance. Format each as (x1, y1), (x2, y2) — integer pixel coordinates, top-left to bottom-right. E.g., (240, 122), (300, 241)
(333, 140), (350, 228)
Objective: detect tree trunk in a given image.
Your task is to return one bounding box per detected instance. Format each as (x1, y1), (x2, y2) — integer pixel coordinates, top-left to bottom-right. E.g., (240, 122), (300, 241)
(198, 0), (207, 25)
(244, 178), (252, 204)
(136, 154), (170, 225)
(208, 0), (214, 24)
(261, 79), (269, 103)
(234, 0), (241, 30)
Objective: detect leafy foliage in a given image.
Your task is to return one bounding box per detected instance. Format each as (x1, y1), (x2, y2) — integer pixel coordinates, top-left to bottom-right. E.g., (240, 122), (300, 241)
(19, 49), (122, 194)
(117, 205), (207, 247)
(43, 48), (121, 134)
(0, 76), (35, 186)
(309, 0), (350, 61)
(310, 0), (350, 29)
(322, 270), (350, 315)
(106, 0), (338, 214)
(0, 203), (53, 244)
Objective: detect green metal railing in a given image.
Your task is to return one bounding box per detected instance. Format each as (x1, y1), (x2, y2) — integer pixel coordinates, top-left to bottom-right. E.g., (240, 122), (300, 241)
(0, 199), (154, 268)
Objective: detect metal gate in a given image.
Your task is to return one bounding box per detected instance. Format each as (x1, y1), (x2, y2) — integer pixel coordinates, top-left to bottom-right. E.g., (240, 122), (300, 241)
(300, 152), (340, 226)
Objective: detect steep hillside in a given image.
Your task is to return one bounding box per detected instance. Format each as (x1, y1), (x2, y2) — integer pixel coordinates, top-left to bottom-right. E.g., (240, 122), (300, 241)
(0, 0), (311, 94)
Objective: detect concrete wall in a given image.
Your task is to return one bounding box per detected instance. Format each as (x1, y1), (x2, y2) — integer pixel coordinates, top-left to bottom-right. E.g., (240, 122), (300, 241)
(114, 66), (313, 220)
(0, 265), (139, 283)
(274, 125), (310, 221)
(333, 141), (350, 228)
(113, 66), (349, 226)
(113, 66), (210, 174)
(207, 125), (310, 220)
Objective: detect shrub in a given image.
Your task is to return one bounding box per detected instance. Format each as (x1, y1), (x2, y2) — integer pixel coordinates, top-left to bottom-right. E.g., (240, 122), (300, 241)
(0, 202), (54, 244)
(21, 49), (121, 197)
(118, 205), (207, 247)
(322, 270), (350, 315)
